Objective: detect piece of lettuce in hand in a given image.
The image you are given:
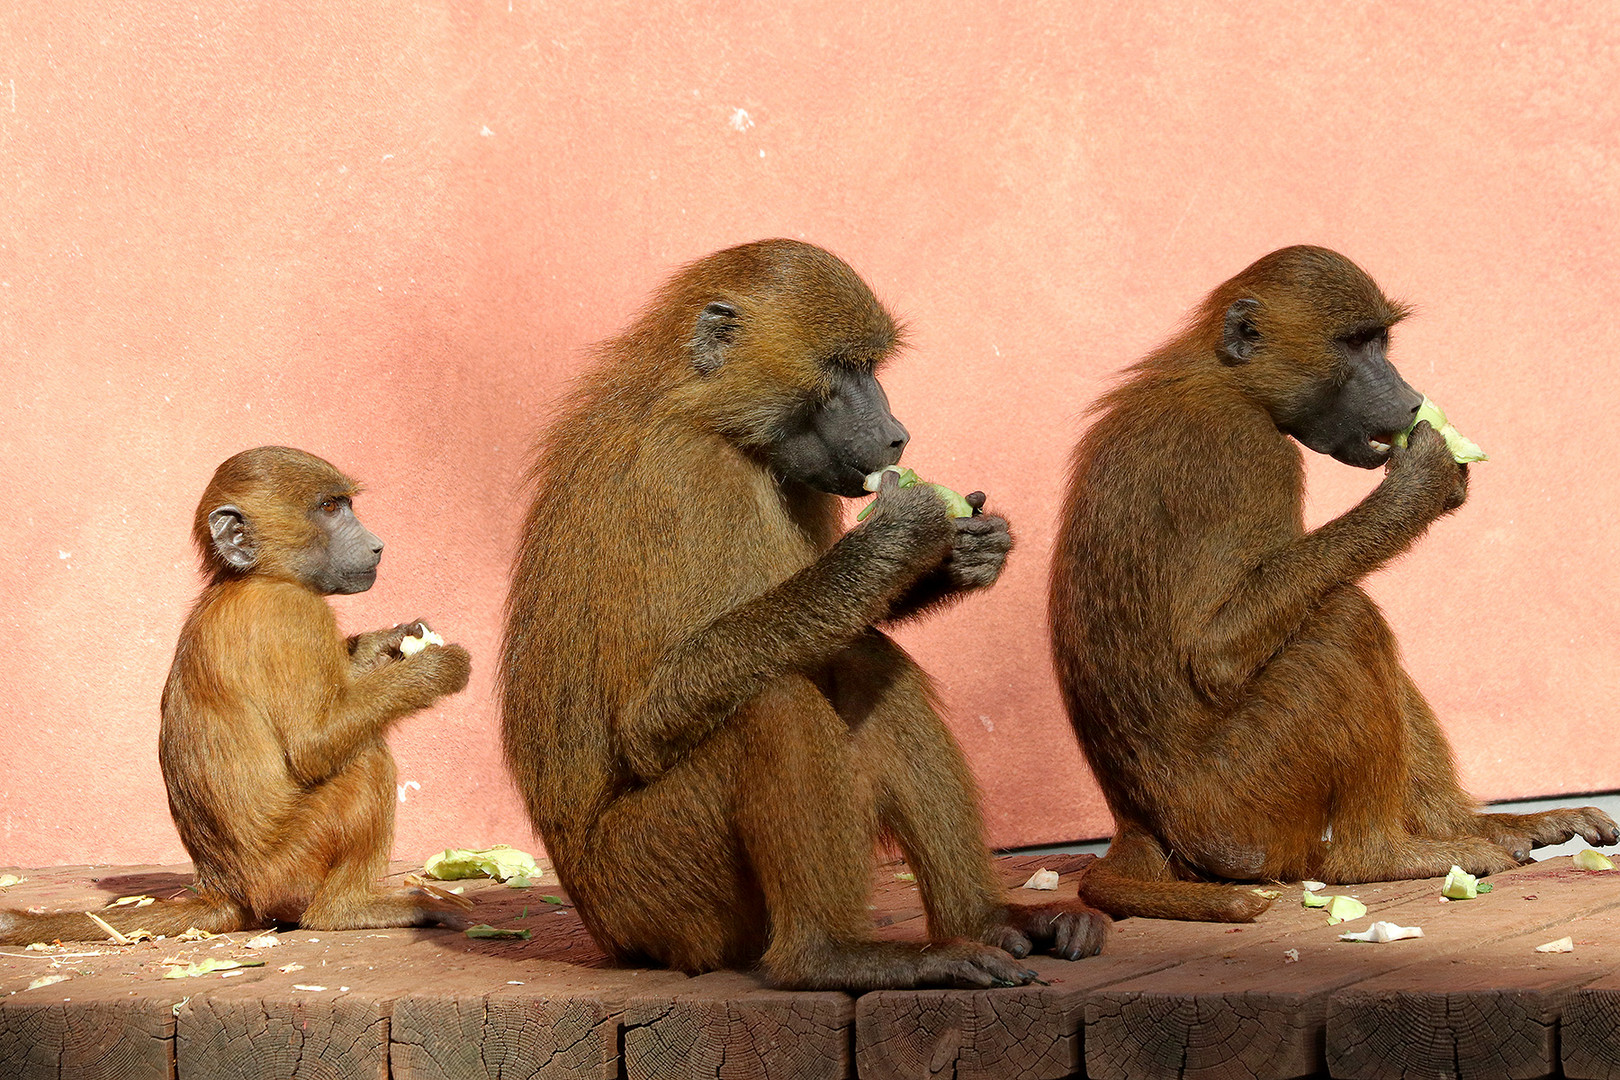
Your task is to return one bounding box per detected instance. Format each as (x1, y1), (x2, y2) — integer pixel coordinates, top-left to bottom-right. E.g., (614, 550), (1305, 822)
(858, 465), (975, 521)
(862, 465), (917, 492)
(1392, 396), (1487, 464)
(400, 628), (446, 657)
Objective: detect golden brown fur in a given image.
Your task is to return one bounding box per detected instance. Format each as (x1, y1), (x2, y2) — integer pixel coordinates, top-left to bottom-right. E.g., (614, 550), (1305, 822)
(0, 447), (470, 944)
(1050, 247), (1618, 922)
(502, 240), (1107, 989)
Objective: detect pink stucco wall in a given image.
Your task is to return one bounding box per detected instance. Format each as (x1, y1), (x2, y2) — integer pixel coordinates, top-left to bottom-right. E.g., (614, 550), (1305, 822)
(3, 3), (1618, 866)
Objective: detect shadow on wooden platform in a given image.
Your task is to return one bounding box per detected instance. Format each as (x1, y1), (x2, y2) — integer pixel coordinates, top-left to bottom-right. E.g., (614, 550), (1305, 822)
(3, 853), (1619, 1079)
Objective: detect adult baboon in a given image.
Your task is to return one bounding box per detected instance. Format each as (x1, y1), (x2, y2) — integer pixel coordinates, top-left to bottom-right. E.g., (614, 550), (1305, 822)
(503, 239), (1107, 988)
(1050, 246), (1617, 922)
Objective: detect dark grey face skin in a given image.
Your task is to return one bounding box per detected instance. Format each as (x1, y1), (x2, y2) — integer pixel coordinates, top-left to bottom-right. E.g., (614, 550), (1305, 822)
(1222, 301), (1423, 470)
(306, 497), (385, 594)
(1282, 329), (1424, 469)
(207, 496), (384, 594)
(768, 368), (911, 497)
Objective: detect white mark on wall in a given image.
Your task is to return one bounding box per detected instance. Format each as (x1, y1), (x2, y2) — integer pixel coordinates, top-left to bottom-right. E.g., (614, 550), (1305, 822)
(759, 148), (766, 158)
(481, 125), (495, 137)
(57, 550), (70, 561)
(980, 714), (995, 732)
(729, 108), (754, 132)
(397, 780), (421, 803)
(382, 154), (394, 162)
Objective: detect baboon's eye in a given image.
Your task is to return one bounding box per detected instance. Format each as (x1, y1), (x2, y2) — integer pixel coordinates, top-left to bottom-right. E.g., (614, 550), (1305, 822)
(1342, 328), (1386, 351)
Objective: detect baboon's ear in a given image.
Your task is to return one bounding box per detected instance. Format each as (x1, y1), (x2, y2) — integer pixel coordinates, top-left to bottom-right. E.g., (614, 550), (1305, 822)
(208, 505), (257, 570)
(1219, 298), (1261, 366)
(691, 301), (740, 375)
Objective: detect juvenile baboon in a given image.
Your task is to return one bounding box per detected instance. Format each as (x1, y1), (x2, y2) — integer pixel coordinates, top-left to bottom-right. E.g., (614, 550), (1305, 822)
(1050, 246), (1618, 922)
(502, 239), (1107, 989)
(0, 446), (471, 944)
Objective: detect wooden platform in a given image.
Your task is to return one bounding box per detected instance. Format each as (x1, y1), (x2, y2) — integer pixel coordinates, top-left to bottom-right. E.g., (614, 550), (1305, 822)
(3, 852), (1620, 1079)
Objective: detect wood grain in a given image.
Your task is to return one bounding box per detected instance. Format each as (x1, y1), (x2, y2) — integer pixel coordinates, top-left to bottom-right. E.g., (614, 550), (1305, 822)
(1327, 880), (1620, 1080)
(4, 855), (1620, 1080)
(390, 968), (685, 1080)
(1562, 970), (1620, 1080)
(622, 970), (854, 1080)
(0, 974), (179, 1080)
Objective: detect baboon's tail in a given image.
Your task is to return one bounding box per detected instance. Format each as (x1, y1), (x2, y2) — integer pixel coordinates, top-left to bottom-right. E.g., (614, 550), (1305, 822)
(1080, 862), (1273, 922)
(0, 895), (250, 945)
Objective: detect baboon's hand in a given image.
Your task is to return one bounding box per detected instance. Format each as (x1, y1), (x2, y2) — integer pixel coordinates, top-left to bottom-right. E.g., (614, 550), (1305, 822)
(988, 900), (1110, 961)
(861, 467), (955, 563)
(940, 499), (1013, 591)
(1484, 807), (1620, 858)
(409, 642), (472, 696)
(387, 620), (438, 653)
(1385, 420), (1467, 518)
(349, 620), (431, 672)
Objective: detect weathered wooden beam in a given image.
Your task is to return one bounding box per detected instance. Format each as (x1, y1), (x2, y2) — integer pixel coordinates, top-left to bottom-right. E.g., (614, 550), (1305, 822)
(1087, 859), (1620, 1080)
(1563, 971), (1620, 1080)
(1327, 883), (1620, 1080)
(391, 968), (686, 1080)
(0, 972), (180, 1080)
(621, 970), (854, 1080)
(177, 982), (390, 1080)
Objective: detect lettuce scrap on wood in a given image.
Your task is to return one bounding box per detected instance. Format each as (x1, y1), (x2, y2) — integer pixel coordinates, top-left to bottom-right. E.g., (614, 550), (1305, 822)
(1573, 849), (1615, 872)
(1325, 895), (1367, 924)
(1442, 865), (1480, 900)
(424, 844), (538, 883)
(465, 924), (532, 940)
(1339, 921), (1423, 943)
(163, 958), (265, 979)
